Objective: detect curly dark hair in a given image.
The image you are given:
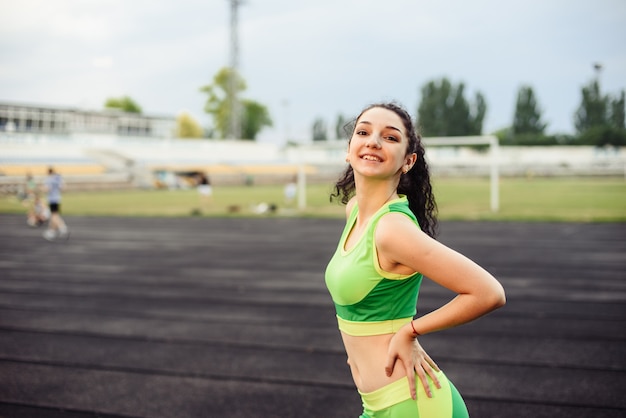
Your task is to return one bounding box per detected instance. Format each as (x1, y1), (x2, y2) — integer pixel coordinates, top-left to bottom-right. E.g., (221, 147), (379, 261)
(330, 102), (438, 238)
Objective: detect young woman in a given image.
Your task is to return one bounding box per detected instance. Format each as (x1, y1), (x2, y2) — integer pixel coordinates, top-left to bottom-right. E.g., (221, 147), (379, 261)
(325, 102), (506, 417)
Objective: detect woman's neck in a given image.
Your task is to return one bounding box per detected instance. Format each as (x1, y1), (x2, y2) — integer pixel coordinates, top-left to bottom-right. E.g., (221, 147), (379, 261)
(354, 179), (398, 226)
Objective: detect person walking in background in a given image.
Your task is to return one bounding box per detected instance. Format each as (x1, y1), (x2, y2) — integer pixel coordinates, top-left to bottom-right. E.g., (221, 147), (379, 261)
(27, 192), (50, 227)
(22, 171), (48, 227)
(23, 172), (37, 200)
(283, 175), (297, 207)
(196, 171), (212, 212)
(325, 102), (506, 417)
(42, 166), (69, 241)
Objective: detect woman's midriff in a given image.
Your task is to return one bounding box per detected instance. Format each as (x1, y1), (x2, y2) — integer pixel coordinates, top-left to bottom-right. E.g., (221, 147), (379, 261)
(341, 331), (410, 393)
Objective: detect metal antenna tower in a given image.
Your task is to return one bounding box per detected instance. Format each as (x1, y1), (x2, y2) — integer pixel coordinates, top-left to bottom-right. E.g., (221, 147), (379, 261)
(228, 0), (242, 140)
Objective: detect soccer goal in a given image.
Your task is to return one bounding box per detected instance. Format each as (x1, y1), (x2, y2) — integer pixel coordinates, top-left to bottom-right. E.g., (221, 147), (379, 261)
(422, 135), (500, 212)
(293, 135), (500, 213)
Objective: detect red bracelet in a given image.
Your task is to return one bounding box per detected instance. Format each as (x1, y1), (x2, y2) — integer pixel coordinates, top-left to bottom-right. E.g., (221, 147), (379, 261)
(410, 321), (420, 336)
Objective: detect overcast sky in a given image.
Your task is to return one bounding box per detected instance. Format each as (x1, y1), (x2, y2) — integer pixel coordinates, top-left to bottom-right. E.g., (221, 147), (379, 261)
(1, 0), (625, 144)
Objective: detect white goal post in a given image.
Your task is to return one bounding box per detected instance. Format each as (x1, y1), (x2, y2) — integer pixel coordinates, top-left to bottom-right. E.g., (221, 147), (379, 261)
(422, 135), (500, 212)
(294, 134), (499, 213)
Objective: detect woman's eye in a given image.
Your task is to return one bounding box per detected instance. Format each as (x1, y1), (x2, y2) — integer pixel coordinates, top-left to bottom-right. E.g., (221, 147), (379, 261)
(356, 130), (367, 136)
(386, 136), (399, 142)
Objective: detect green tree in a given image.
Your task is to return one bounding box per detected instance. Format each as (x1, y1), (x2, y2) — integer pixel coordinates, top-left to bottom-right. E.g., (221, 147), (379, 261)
(200, 67), (272, 140)
(574, 80), (608, 133)
(417, 78), (486, 136)
(466, 88), (487, 136)
(574, 79), (626, 146)
(241, 99), (272, 140)
(576, 126), (626, 146)
(610, 90), (625, 129)
(335, 113), (348, 139)
(176, 112), (204, 138)
(200, 67), (245, 139)
(104, 96), (142, 113)
(513, 85), (547, 135)
(312, 118), (327, 141)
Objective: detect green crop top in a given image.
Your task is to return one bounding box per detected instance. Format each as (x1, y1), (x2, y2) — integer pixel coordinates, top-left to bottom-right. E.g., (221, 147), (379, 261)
(325, 196), (423, 336)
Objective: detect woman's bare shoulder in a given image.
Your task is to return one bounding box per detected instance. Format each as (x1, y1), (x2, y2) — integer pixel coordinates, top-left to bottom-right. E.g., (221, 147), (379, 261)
(345, 196), (357, 218)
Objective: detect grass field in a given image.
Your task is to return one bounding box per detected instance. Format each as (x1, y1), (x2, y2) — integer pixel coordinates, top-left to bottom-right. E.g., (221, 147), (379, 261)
(1, 177), (625, 222)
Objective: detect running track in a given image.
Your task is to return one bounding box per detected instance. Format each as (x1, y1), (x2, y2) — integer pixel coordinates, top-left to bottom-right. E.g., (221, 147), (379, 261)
(1, 215), (625, 417)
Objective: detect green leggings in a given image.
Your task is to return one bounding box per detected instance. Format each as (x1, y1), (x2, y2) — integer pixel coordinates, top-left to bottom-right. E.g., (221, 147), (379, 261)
(358, 370), (469, 418)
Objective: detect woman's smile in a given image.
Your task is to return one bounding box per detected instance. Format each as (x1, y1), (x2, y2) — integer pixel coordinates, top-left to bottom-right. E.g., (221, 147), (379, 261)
(360, 153), (383, 162)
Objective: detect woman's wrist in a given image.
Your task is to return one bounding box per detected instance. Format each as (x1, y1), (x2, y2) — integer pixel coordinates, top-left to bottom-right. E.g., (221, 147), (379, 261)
(410, 320), (421, 337)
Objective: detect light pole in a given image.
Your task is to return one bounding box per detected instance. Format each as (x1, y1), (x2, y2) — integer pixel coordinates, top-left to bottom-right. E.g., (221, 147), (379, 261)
(593, 62), (603, 84)
(228, 0), (242, 140)
(282, 99), (290, 145)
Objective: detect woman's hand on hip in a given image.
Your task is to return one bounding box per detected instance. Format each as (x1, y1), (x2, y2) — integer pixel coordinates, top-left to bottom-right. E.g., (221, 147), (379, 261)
(384, 326), (441, 400)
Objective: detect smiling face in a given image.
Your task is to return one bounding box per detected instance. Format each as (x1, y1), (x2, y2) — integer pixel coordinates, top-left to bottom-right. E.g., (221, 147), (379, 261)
(347, 106), (416, 180)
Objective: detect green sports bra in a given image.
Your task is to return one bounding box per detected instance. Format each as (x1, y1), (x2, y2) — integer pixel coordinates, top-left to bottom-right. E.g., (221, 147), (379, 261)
(325, 196), (423, 336)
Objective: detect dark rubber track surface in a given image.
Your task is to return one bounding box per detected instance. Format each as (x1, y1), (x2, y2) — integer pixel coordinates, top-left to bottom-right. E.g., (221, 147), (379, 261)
(1, 215), (624, 417)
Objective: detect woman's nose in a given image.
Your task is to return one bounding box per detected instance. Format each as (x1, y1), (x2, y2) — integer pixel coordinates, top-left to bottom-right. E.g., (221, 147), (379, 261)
(365, 134), (382, 148)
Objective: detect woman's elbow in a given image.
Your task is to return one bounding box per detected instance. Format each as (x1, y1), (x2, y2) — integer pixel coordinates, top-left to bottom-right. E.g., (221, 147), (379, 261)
(489, 282), (506, 310)
(476, 280), (506, 312)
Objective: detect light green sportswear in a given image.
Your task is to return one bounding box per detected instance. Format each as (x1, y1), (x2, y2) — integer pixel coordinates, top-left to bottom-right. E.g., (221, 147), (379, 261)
(325, 196), (469, 417)
(325, 196), (422, 330)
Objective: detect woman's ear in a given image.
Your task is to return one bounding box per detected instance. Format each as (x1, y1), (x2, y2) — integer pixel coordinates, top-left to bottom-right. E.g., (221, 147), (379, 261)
(405, 153), (417, 171)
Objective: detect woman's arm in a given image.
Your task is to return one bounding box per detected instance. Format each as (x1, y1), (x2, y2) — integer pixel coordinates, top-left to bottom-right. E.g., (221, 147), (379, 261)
(377, 213), (506, 333)
(377, 213), (506, 399)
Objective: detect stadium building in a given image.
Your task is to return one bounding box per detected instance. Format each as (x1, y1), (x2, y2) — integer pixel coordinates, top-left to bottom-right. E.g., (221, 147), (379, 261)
(0, 101), (175, 138)
(0, 101), (622, 199)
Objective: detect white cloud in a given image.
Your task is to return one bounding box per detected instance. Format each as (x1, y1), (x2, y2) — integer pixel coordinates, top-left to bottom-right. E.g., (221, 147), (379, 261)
(1, 0), (625, 143)
(91, 56), (114, 69)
